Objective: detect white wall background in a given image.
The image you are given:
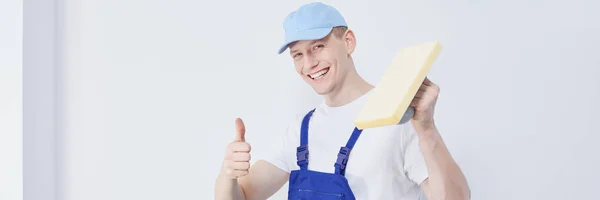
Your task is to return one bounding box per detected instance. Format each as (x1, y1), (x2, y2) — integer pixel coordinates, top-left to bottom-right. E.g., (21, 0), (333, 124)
(24, 0), (58, 199)
(0, 0), (23, 199)
(31, 0), (600, 199)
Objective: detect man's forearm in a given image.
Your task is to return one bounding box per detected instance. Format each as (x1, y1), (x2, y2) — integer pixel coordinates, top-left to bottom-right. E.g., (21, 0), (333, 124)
(417, 124), (470, 200)
(214, 173), (246, 200)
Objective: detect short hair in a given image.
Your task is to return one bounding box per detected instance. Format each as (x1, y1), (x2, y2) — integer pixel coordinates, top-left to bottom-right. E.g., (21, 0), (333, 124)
(330, 26), (348, 39)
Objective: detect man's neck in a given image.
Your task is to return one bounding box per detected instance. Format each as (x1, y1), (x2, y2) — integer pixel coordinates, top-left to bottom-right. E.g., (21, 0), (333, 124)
(325, 71), (373, 107)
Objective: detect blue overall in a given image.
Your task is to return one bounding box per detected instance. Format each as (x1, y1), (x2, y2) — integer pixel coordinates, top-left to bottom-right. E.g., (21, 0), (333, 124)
(287, 109), (363, 200)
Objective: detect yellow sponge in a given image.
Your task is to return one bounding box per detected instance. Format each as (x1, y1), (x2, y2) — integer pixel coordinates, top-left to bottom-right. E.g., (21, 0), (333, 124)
(354, 41), (442, 129)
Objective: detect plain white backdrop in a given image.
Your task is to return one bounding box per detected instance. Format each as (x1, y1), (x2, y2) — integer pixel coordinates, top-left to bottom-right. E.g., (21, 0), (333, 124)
(1, 0), (22, 199)
(20, 0), (600, 200)
(24, 0), (58, 199)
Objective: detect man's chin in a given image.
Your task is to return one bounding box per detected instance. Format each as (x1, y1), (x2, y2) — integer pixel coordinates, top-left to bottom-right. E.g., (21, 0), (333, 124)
(313, 87), (332, 96)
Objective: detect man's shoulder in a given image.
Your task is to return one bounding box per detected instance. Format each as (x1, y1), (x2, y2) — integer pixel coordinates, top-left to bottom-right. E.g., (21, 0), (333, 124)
(277, 109), (311, 135)
(287, 107), (315, 123)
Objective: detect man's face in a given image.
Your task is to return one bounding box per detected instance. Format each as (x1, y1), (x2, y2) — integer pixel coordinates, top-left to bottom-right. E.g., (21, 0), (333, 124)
(288, 32), (352, 95)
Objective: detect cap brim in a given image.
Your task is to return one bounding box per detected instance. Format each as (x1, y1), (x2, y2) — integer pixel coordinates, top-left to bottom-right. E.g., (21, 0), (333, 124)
(277, 27), (333, 54)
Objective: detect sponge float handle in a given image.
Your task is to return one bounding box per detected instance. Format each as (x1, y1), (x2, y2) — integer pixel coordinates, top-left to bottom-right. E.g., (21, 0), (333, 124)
(398, 106), (414, 125)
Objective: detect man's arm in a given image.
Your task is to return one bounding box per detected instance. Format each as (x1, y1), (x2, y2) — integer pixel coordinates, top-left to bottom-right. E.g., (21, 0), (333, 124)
(239, 160), (289, 199)
(417, 126), (470, 200)
(408, 77), (470, 200)
(214, 118), (289, 200)
(214, 160), (288, 200)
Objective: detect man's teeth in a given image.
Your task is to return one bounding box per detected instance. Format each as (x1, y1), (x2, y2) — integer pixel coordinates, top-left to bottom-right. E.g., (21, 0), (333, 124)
(310, 69), (329, 79)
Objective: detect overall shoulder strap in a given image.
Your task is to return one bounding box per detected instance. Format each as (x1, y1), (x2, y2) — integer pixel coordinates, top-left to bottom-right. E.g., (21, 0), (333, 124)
(334, 127), (363, 176)
(296, 108), (315, 170)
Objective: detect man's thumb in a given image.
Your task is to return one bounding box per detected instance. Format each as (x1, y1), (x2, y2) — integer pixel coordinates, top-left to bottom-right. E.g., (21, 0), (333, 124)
(234, 118), (246, 142)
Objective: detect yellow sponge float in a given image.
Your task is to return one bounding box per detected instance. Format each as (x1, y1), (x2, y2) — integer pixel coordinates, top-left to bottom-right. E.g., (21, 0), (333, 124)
(354, 41), (442, 129)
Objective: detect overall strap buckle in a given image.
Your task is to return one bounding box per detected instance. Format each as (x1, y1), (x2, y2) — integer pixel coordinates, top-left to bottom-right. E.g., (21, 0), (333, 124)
(296, 145), (309, 169)
(296, 109), (315, 170)
(334, 147), (351, 175)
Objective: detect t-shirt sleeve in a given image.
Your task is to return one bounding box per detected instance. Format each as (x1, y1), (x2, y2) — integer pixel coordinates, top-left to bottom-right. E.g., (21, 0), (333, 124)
(262, 125), (292, 173)
(262, 117), (301, 173)
(402, 122), (430, 185)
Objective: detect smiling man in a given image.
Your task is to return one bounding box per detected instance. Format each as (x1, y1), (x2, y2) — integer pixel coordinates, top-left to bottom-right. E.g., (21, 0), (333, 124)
(214, 2), (470, 200)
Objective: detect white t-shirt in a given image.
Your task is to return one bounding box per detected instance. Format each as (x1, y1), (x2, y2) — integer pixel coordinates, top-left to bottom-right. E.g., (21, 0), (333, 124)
(265, 91), (429, 200)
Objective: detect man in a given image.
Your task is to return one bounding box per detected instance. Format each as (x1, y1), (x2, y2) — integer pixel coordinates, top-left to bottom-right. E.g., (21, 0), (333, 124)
(215, 2), (470, 200)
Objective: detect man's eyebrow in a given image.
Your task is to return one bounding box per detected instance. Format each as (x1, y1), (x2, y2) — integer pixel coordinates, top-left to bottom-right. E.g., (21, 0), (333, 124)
(311, 38), (326, 45)
(290, 37), (329, 55)
(290, 49), (299, 55)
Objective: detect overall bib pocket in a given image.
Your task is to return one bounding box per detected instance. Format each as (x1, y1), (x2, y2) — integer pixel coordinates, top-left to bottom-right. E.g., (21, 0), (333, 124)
(293, 189), (345, 200)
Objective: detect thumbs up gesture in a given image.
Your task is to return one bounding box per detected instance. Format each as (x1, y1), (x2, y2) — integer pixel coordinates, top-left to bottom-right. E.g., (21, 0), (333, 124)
(221, 118), (252, 179)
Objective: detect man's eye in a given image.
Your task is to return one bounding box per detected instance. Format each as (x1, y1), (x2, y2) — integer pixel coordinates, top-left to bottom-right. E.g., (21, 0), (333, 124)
(313, 44), (324, 50)
(293, 53), (302, 58)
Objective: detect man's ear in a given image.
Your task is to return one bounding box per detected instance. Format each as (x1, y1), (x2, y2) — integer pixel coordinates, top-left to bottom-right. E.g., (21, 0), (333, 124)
(343, 29), (357, 55)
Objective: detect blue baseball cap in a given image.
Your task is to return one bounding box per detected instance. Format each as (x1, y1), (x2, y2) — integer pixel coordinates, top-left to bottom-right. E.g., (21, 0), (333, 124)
(277, 2), (348, 54)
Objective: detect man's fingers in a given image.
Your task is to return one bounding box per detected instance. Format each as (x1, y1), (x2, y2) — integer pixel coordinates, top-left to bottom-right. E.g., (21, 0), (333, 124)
(411, 84), (439, 108)
(423, 77), (434, 86)
(416, 90), (434, 100)
(228, 142), (251, 153)
(230, 152), (251, 162)
(224, 151), (251, 161)
(423, 78), (440, 92)
(234, 118), (246, 142)
(415, 90), (424, 98)
(222, 118), (251, 180)
(410, 102), (418, 107)
(229, 161), (250, 170)
(224, 169), (249, 178)
(233, 169), (249, 177)
(410, 99), (419, 107)
(420, 77), (440, 92)
(423, 77), (431, 85)
(417, 84), (439, 97)
(419, 84), (426, 91)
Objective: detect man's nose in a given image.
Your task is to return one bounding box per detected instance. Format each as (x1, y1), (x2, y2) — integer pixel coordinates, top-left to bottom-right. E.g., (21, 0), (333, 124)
(304, 55), (319, 70)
